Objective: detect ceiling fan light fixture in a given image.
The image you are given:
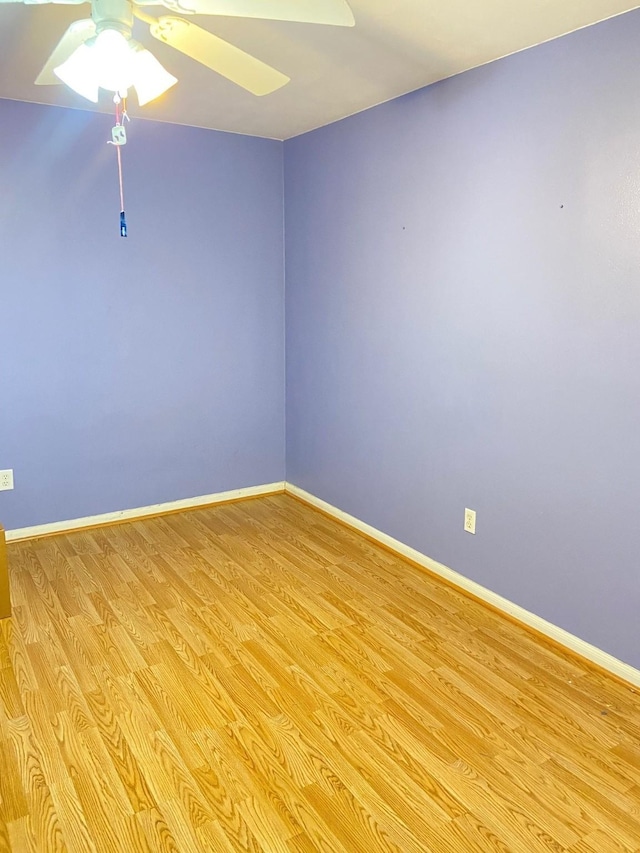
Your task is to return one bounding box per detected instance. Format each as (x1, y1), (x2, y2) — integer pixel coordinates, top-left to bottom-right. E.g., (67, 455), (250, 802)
(53, 40), (101, 102)
(129, 44), (177, 106)
(54, 27), (177, 105)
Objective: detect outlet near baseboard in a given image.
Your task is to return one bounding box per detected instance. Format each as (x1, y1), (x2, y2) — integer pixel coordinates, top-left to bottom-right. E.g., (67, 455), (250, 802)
(464, 507), (476, 534)
(0, 470), (14, 491)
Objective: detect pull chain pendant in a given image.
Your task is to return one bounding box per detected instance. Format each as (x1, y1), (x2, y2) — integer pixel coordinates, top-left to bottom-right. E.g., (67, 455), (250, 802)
(109, 93), (130, 237)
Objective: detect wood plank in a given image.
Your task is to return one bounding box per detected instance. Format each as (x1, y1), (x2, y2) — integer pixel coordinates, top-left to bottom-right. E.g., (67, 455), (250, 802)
(0, 525), (10, 620)
(0, 494), (638, 851)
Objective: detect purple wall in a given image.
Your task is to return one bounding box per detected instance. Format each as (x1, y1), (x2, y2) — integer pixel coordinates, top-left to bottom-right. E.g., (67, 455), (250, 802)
(285, 11), (640, 669)
(0, 99), (284, 530)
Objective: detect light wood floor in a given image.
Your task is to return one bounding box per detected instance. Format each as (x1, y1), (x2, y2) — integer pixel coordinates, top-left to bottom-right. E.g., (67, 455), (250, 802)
(1, 495), (639, 852)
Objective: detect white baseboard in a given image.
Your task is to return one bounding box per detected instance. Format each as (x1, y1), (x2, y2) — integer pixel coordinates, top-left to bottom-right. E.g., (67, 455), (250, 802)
(5, 482), (285, 543)
(285, 482), (640, 689)
(7, 478), (638, 688)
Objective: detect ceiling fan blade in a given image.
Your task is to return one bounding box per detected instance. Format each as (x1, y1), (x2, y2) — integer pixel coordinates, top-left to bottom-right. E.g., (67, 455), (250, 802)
(149, 17), (290, 95)
(137, 0), (355, 27)
(0, 0), (88, 4)
(35, 19), (96, 85)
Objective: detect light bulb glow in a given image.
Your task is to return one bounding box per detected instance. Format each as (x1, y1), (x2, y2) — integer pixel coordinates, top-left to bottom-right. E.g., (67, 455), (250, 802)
(54, 28), (177, 105)
(92, 30), (135, 94)
(130, 46), (177, 106)
(54, 42), (100, 102)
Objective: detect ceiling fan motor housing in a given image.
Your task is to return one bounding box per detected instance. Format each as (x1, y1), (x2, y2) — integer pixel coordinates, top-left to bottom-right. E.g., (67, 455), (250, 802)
(92, 0), (134, 39)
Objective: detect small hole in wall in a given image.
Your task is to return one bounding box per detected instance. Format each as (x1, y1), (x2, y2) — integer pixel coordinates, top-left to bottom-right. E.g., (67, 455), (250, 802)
(560, 204), (564, 209)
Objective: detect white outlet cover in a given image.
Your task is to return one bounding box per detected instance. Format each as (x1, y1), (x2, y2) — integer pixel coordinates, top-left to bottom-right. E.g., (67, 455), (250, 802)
(464, 508), (476, 534)
(0, 469), (14, 491)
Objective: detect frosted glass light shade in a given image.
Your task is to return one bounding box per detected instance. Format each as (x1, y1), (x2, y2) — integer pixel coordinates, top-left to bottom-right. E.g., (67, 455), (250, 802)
(130, 46), (177, 106)
(54, 41), (101, 102)
(54, 29), (177, 105)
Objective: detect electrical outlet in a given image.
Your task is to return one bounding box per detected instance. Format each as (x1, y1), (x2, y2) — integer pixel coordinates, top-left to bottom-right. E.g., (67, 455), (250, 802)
(464, 507), (476, 534)
(0, 469), (14, 491)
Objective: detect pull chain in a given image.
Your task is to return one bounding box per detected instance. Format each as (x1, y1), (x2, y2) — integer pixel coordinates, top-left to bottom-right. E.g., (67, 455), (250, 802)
(117, 145), (126, 237)
(109, 94), (130, 237)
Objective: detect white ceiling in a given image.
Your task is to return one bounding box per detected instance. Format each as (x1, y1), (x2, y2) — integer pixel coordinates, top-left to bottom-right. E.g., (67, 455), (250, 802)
(0, 0), (639, 139)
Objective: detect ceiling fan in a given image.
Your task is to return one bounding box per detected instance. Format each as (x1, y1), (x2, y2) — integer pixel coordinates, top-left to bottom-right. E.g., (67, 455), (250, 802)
(0, 0), (355, 104)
